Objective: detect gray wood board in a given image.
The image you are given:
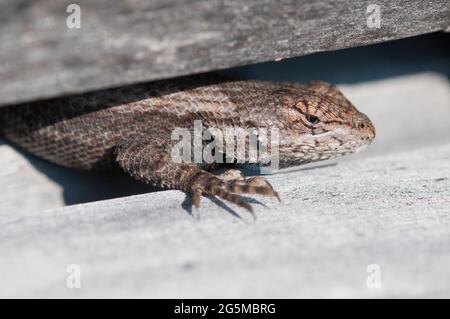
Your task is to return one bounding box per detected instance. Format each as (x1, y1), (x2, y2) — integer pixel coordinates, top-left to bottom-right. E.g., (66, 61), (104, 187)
(0, 0), (449, 106)
(1, 142), (449, 298)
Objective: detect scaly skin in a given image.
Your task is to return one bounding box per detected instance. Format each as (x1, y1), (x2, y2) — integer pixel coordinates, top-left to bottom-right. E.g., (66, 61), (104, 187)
(0, 74), (375, 214)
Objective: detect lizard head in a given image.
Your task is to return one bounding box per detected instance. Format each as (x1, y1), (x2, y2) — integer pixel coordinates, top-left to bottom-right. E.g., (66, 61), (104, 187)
(272, 81), (375, 168)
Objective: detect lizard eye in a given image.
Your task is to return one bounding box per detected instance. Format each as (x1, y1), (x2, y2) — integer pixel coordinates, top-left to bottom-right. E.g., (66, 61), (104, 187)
(306, 114), (319, 124)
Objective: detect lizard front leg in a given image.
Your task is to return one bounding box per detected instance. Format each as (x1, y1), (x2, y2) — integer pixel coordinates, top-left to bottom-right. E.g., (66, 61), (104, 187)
(115, 136), (279, 214)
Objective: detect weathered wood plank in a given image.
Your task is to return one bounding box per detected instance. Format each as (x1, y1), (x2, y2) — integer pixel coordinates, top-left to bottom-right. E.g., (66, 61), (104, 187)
(2, 140), (450, 298)
(0, 0), (449, 106)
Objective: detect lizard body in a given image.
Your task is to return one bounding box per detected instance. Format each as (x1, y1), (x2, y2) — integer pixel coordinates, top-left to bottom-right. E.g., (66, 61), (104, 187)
(0, 74), (375, 213)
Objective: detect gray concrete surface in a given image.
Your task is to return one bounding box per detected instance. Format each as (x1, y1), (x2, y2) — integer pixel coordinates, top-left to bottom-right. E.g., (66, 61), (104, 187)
(0, 72), (449, 298)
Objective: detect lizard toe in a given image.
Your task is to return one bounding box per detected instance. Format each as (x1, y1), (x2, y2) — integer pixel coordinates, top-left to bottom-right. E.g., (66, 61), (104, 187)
(210, 185), (255, 217)
(190, 187), (203, 208)
(224, 177), (280, 201)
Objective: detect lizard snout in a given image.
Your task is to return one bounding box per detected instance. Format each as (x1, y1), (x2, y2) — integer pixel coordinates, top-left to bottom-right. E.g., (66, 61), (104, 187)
(353, 113), (376, 143)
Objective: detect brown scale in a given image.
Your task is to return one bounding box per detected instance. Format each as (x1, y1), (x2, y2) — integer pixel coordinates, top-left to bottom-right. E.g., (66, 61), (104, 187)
(0, 74), (375, 215)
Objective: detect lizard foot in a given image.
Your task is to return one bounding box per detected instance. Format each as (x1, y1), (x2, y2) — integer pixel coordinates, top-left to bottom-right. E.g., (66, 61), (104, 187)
(190, 172), (280, 215)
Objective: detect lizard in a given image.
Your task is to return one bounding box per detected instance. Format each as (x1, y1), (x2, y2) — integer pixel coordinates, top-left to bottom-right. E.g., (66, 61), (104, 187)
(0, 74), (375, 214)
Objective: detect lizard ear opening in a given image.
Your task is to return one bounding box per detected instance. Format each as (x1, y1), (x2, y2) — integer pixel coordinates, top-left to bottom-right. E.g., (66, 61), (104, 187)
(278, 95), (296, 108)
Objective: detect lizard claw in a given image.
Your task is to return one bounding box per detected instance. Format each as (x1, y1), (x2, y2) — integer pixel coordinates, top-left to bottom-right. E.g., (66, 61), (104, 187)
(190, 187), (202, 208)
(244, 176), (280, 202)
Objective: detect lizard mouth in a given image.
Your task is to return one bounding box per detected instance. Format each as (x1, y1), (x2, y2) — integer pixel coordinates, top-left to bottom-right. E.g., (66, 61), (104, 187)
(354, 144), (369, 153)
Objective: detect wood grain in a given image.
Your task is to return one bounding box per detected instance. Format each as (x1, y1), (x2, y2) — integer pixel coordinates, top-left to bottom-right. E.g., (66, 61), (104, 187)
(0, 0), (449, 106)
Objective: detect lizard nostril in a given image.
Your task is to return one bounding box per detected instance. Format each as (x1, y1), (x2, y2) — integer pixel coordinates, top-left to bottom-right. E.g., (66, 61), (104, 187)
(359, 123), (365, 129)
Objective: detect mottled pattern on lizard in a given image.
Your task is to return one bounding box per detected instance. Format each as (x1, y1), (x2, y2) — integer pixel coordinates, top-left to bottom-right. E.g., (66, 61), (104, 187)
(0, 74), (375, 214)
